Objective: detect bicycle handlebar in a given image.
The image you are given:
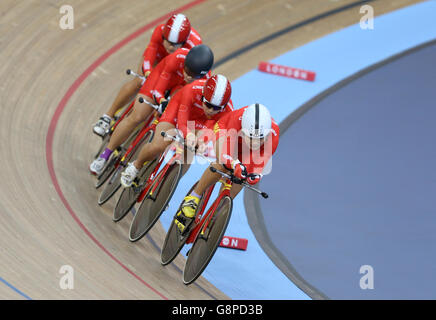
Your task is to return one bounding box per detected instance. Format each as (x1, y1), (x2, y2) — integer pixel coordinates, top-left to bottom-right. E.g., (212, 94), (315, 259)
(138, 97), (159, 110)
(125, 69), (162, 112)
(209, 167), (269, 199)
(160, 131), (269, 199)
(126, 69), (146, 82)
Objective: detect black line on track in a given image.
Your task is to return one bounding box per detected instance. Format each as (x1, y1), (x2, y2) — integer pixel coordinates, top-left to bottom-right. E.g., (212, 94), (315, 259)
(145, 234), (219, 300)
(214, 0), (375, 68)
(129, 205), (218, 298)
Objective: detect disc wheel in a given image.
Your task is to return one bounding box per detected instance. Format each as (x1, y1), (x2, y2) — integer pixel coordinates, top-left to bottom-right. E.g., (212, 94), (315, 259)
(182, 196), (232, 285)
(112, 158), (158, 222)
(128, 162), (183, 242)
(160, 183), (211, 266)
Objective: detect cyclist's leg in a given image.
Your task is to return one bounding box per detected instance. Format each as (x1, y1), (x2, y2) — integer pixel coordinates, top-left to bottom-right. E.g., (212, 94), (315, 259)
(106, 77), (143, 119)
(132, 121), (176, 170)
(120, 121), (175, 187)
(226, 182), (243, 199)
(106, 55), (146, 118)
(106, 94), (154, 152)
(180, 128), (207, 177)
(192, 162), (222, 194)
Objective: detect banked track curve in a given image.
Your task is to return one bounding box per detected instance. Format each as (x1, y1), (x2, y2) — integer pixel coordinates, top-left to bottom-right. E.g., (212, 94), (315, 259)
(0, 0), (420, 299)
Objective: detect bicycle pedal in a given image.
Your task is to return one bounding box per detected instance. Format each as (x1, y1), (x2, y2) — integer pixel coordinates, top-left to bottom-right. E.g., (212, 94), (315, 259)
(147, 194), (157, 201)
(199, 229), (209, 241)
(174, 219), (185, 233)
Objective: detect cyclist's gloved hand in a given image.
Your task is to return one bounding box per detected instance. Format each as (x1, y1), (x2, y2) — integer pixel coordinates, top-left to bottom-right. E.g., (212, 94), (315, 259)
(247, 174), (261, 185)
(185, 131), (197, 150)
(197, 141), (208, 156)
(233, 161), (247, 180)
(158, 100), (168, 114)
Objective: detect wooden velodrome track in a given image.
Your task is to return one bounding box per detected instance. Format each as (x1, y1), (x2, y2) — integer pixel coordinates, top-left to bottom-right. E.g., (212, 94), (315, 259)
(0, 0), (420, 299)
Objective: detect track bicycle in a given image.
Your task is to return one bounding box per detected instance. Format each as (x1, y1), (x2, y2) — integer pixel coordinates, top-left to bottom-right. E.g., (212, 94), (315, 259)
(114, 131), (186, 244)
(159, 133), (269, 285)
(97, 97), (161, 205)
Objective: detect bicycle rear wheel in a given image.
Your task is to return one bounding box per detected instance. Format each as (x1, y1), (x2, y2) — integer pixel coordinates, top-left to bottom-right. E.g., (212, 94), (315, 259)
(98, 131), (153, 205)
(160, 183), (211, 266)
(112, 158), (157, 222)
(128, 162), (182, 242)
(182, 196), (232, 285)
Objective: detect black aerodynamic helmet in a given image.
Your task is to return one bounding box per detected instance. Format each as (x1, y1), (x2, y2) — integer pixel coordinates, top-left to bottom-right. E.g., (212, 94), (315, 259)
(184, 44), (214, 79)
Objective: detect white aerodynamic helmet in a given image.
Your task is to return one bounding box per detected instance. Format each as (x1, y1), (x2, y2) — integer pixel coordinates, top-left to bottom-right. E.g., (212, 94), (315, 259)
(241, 103), (272, 139)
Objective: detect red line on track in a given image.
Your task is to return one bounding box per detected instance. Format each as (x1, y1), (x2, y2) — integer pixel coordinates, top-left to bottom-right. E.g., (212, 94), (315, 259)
(45, 0), (206, 300)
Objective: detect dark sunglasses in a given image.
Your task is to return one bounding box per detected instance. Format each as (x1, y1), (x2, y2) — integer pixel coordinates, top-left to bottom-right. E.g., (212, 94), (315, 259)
(202, 97), (223, 111)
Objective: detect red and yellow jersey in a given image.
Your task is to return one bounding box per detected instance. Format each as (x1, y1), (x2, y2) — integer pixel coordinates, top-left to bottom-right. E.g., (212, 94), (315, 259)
(142, 24), (202, 74)
(139, 47), (189, 102)
(159, 79), (233, 137)
(214, 106), (280, 175)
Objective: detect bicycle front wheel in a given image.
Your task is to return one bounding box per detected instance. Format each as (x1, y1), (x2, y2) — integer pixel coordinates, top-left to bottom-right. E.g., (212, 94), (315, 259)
(97, 166), (123, 205)
(128, 162), (182, 242)
(182, 196), (232, 285)
(160, 182), (211, 266)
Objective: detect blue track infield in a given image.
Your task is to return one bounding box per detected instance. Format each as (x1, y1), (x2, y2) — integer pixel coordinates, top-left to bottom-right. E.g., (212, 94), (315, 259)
(259, 41), (436, 299)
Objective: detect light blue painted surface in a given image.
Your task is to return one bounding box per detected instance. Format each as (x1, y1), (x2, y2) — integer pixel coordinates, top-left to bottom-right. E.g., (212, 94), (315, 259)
(0, 276), (32, 300)
(158, 1), (436, 299)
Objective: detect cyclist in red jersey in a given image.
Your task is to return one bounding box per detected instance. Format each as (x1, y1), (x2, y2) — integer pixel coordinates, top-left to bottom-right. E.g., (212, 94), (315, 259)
(93, 13), (202, 137)
(90, 45), (214, 175)
(120, 74), (233, 187)
(174, 103), (280, 232)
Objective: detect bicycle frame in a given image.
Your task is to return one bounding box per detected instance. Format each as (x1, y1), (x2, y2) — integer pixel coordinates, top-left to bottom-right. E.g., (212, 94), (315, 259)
(119, 114), (157, 163)
(107, 111), (158, 175)
(185, 179), (233, 245)
(136, 143), (184, 203)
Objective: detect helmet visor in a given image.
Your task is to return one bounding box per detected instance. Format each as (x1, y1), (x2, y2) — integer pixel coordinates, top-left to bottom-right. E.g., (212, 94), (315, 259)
(202, 96), (223, 111)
